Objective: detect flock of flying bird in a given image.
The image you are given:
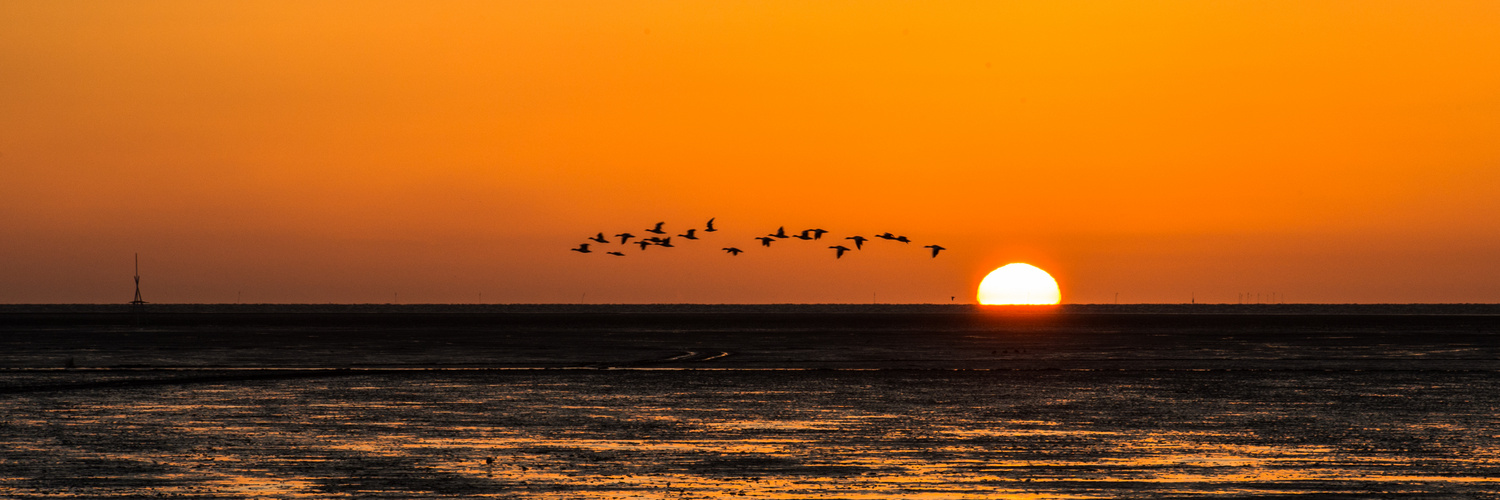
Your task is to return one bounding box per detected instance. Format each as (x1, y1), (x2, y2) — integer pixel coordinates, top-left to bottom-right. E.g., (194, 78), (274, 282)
(570, 218), (946, 259)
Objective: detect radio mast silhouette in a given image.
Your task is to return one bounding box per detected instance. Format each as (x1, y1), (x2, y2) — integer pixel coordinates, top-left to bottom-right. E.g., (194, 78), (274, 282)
(130, 253), (146, 305)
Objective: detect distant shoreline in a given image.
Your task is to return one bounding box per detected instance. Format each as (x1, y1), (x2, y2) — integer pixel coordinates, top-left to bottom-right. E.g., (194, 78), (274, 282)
(3, 303), (1500, 315)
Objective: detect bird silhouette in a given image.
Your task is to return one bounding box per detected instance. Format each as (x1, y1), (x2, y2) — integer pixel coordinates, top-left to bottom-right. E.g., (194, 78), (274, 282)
(571, 244), (592, 253)
(894, 235), (911, 243)
(589, 233), (609, 244)
(704, 218), (718, 232)
(606, 251), (626, 257)
(723, 247), (743, 256)
(646, 222), (667, 234)
(678, 229), (698, 240)
(792, 230), (814, 240)
(770, 226), (789, 238)
(657, 237), (674, 248)
(615, 232), (635, 244)
(924, 245), (946, 258)
(808, 229), (829, 240)
(635, 241), (652, 250)
(845, 235), (868, 249)
(875, 232), (898, 240)
(755, 236), (775, 247)
(829, 245), (851, 259)
(643, 236), (665, 244)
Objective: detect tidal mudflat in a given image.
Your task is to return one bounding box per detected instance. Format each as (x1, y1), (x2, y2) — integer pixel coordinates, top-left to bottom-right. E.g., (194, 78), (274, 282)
(2, 305), (1499, 498)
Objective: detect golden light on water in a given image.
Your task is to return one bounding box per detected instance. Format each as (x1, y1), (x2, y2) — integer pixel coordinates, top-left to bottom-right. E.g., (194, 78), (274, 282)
(977, 263), (1061, 305)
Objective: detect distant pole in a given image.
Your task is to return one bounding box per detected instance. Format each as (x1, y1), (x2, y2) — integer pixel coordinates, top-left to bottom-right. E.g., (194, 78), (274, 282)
(130, 253), (146, 326)
(130, 253), (145, 305)
(1114, 292), (1118, 304)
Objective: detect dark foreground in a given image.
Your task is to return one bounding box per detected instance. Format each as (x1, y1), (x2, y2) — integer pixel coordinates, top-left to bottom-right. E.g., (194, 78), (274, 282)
(2, 305), (1499, 498)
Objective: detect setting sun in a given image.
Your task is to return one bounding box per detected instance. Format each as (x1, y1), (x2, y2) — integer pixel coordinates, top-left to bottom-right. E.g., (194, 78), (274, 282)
(977, 263), (1061, 305)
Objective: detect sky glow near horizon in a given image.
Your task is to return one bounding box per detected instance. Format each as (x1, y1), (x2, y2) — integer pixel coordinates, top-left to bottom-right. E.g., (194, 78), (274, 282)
(2, 1), (1498, 304)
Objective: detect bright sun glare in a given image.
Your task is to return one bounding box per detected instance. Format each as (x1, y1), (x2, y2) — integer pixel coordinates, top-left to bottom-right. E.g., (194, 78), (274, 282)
(977, 263), (1061, 305)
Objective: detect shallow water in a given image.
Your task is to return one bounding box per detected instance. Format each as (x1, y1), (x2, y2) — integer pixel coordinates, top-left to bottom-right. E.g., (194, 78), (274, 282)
(4, 369), (1499, 498)
(3, 307), (1499, 498)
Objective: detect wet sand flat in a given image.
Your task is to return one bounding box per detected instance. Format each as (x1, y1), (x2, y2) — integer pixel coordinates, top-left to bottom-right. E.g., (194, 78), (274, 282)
(2, 305), (1499, 498)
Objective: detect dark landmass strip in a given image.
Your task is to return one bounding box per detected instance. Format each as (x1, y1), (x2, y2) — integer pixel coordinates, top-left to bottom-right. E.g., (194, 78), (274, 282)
(1, 304), (1497, 372)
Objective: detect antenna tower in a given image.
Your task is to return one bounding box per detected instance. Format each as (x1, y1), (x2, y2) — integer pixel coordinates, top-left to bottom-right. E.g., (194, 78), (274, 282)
(131, 253), (146, 305)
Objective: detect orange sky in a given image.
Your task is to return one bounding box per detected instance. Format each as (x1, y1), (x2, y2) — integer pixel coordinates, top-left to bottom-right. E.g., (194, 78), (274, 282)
(3, 1), (1498, 304)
